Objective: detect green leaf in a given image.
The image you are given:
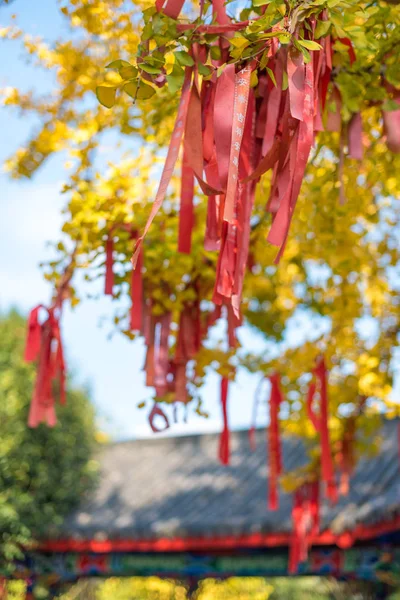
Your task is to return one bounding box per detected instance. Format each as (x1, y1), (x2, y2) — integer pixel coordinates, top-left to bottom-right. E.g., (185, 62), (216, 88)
(266, 66), (277, 87)
(142, 6), (156, 22)
(330, 15), (346, 38)
(106, 59), (131, 69)
(382, 99), (400, 112)
(386, 63), (400, 88)
(278, 31), (291, 45)
(141, 23), (153, 41)
(140, 62), (161, 74)
(259, 49), (269, 71)
(314, 20), (332, 40)
(197, 62), (213, 77)
(230, 35), (250, 49)
(293, 39), (311, 63)
(96, 85), (117, 109)
(253, 0), (271, 6)
(174, 51), (194, 67)
(282, 70), (288, 91)
(119, 65), (138, 79)
(166, 64), (185, 94)
(138, 83), (157, 100)
(250, 70), (259, 88)
(276, 2), (286, 17)
(210, 46), (222, 60)
(297, 38), (322, 51)
(152, 13), (166, 35)
(123, 81), (156, 101)
(240, 7), (252, 20)
(217, 63), (226, 77)
(230, 47), (246, 60)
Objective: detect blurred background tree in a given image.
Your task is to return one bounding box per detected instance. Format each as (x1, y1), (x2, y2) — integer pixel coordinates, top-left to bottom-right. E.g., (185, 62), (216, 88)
(0, 310), (97, 573)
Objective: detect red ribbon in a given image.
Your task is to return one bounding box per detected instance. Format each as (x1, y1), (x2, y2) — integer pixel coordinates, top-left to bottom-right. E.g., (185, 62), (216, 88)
(148, 401), (170, 433)
(214, 64), (235, 191)
(153, 313), (172, 397)
(268, 373), (283, 511)
(348, 112), (363, 160)
(130, 238), (143, 332)
(156, 0), (231, 24)
(338, 37), (356, 65)
(219, 377), (230, 465)
(289, 480), (320, 574)
(104, 237), (114, 296)
(155, 0), (185, 19)
(382, 87), (400, 153)
(132, 68), (192, 268)
(25, 305), (66, 428)
(288, 48), (305, 122)
(205, 195), (220, 251)
(263, 52), (284, 156)
(24, 305), (42, 362)
(178, 142), (195, 254)
(307, 357), (337, 503)
(185, 80), (221, 196)
(232, 90), (256, 315)
(223, 65), (252, 224)
(212, 0), (230, 25)
(326, 86), (342, 132)
(273, 53), (314, 263)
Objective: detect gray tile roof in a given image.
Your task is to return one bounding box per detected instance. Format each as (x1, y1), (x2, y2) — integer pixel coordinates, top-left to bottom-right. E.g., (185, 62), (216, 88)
(63, 419), (400, 540)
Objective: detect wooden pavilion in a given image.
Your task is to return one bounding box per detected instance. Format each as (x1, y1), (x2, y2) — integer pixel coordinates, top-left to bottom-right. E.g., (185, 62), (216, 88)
(9, 419), (400, 597)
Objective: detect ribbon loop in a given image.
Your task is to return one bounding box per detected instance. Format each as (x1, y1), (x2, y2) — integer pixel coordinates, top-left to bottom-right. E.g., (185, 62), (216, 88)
(148, 402), (170, 433)
(268, 373), (283, 510)
(219, 377), (230, 465)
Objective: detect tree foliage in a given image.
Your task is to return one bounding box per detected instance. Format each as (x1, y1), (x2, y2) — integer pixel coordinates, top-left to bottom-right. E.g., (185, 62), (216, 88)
(0, 311), (97, 572)
(1, 0), (400, 487)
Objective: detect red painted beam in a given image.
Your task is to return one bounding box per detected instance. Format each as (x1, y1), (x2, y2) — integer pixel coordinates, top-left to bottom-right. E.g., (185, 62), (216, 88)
(37, 515), (400, 554)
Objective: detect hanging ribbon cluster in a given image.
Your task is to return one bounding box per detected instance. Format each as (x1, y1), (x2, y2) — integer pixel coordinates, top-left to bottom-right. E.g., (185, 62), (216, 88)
(121, 0), (349, 439)
(104, 227), (144, 332)
(306, 357), (337, 503)
(287, 360), (335, 574)
(24, 253), (75, 428)
(130, 1), (355, 325)
(248, 357), (370, 573)
(289, 480), (320, 574)
(24, 305), (66, 427)
(104, 230), (232, 432)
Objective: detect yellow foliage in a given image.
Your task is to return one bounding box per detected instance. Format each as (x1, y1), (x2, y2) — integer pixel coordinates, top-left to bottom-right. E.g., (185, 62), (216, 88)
(1, 0), (399, 487)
